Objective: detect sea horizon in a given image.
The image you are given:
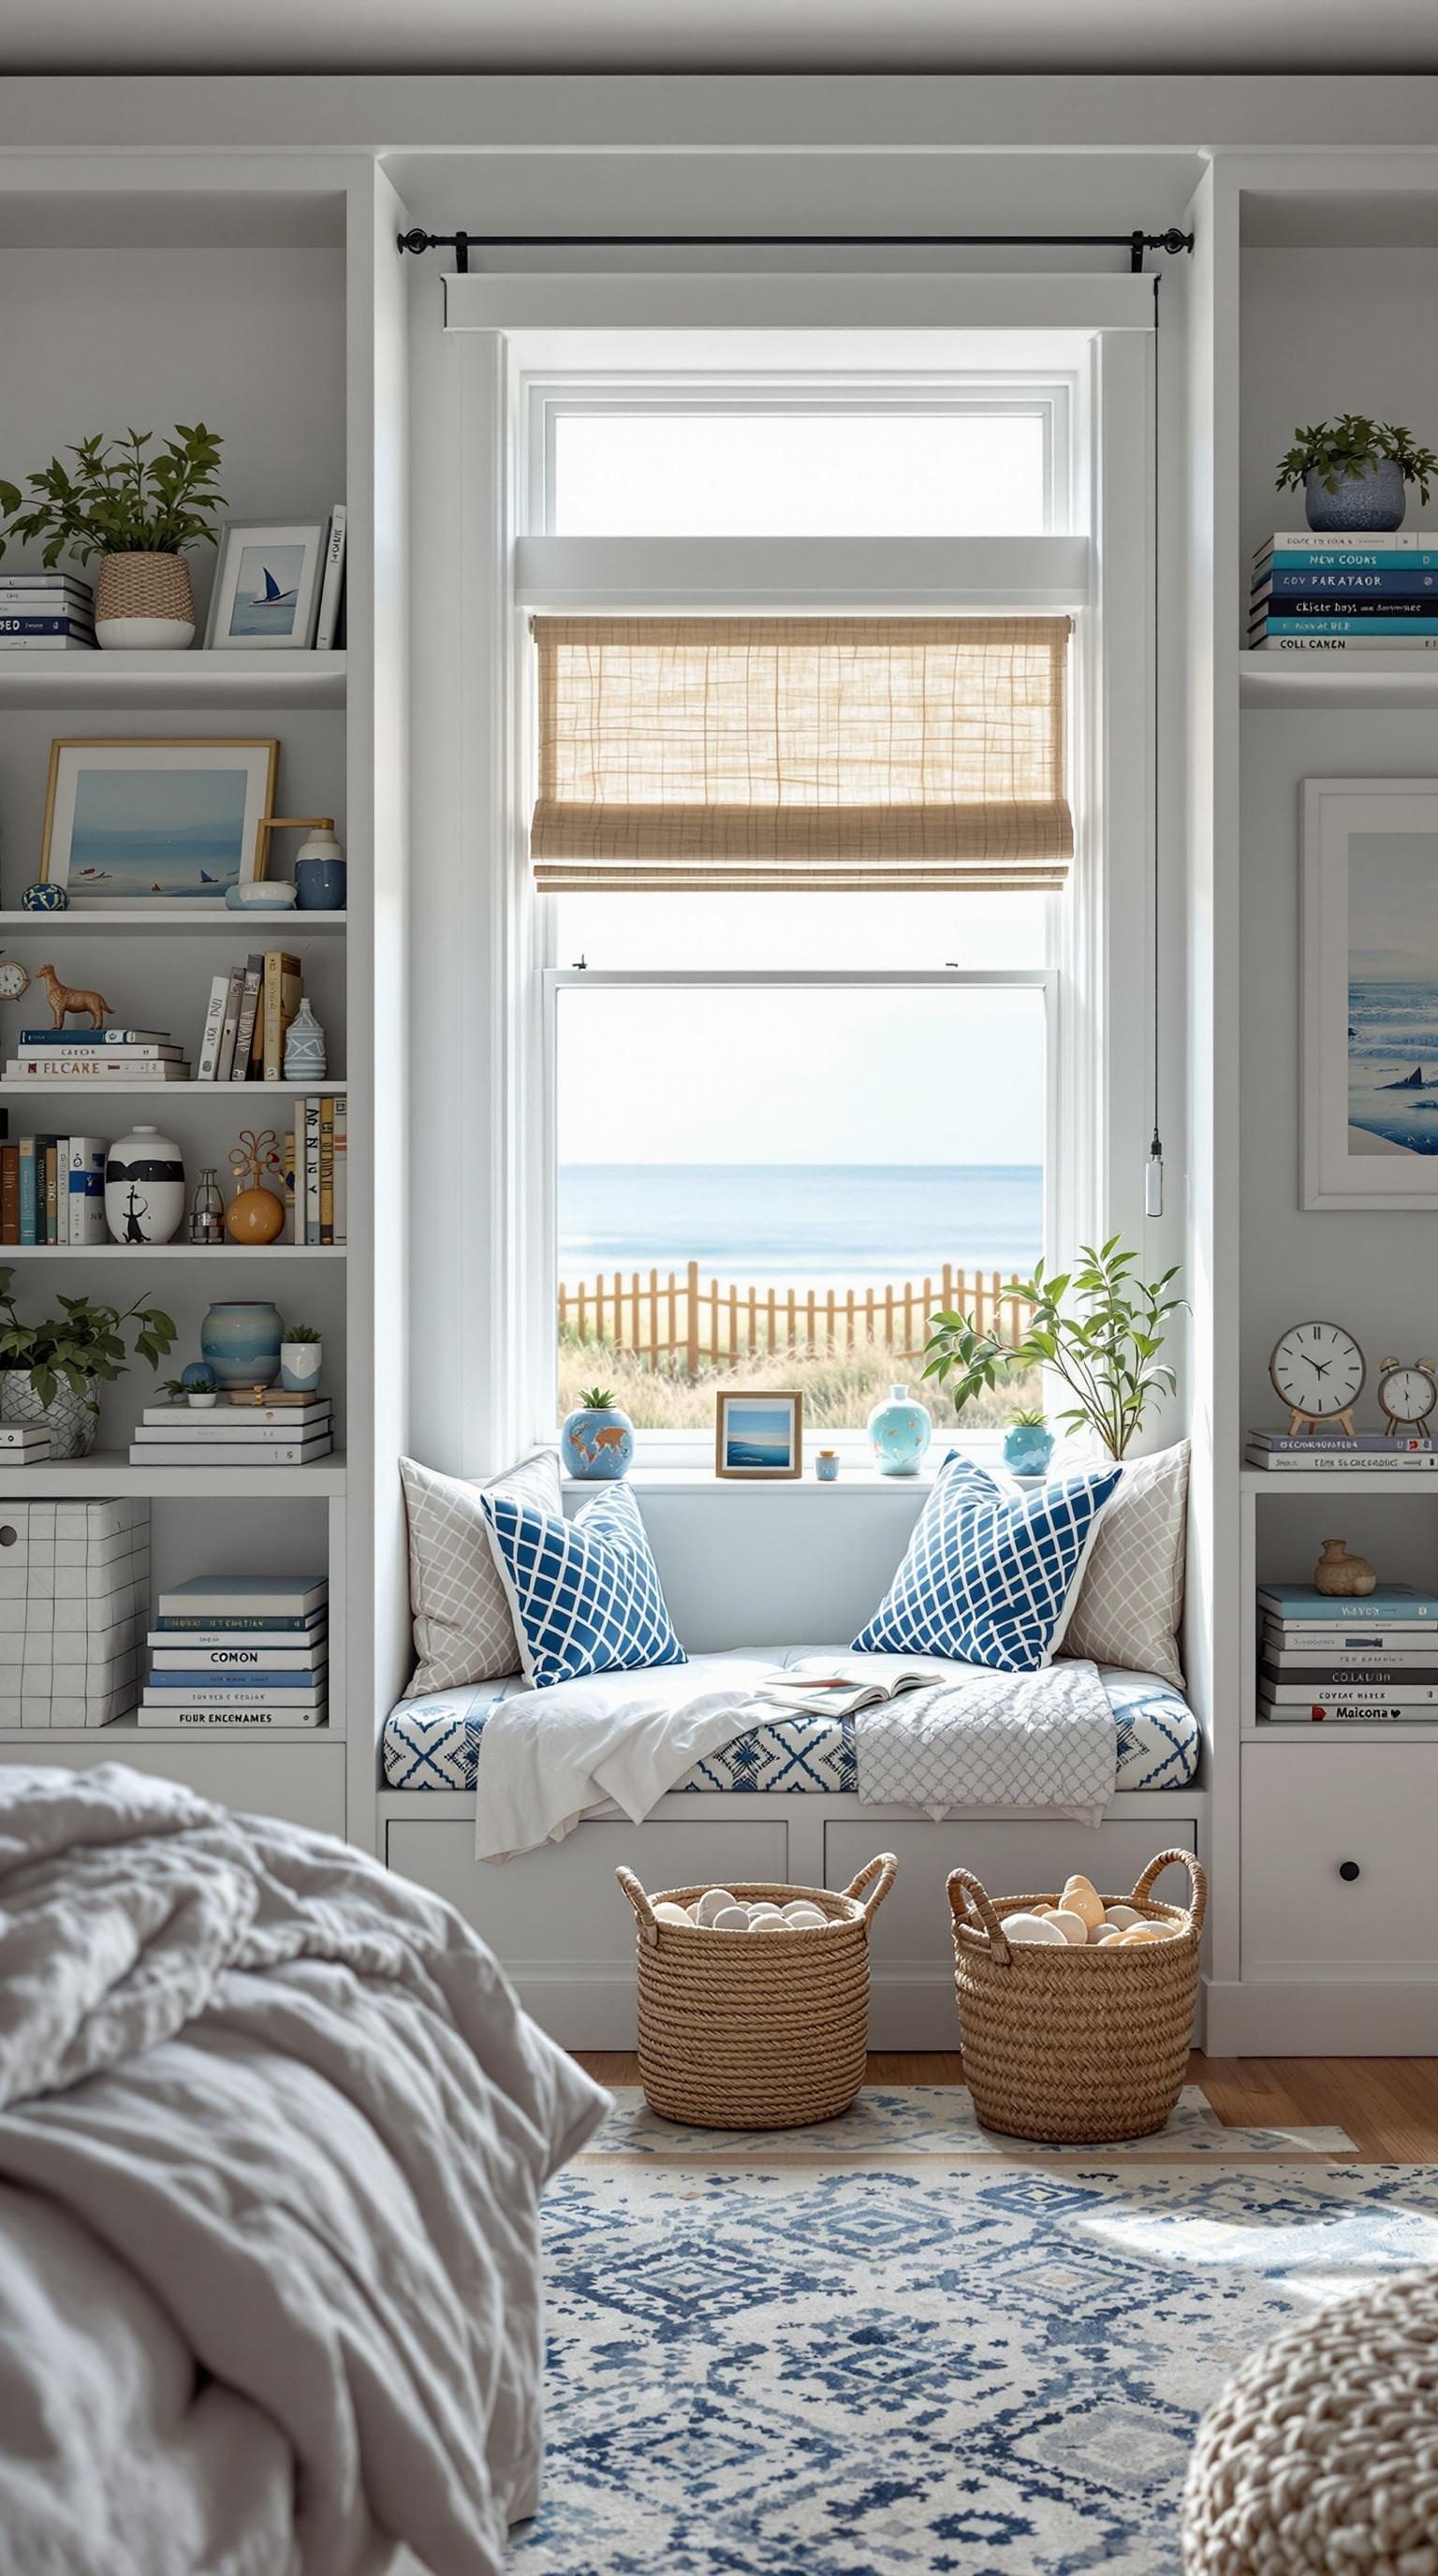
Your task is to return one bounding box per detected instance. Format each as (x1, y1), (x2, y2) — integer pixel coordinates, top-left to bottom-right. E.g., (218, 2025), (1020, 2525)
(558, 1161), (1043, 1287)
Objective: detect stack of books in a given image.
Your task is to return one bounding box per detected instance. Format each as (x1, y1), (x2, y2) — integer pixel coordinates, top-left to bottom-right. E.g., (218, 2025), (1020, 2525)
(1247, 1431), (1438, 1472)
(197, 954), (301, 1083)
(1, 1134), (108, 1244)
(1256, 1581), (1438, 1722)
(291, 1095), (346, 1244)
(1249, 531), (1438, 651)
(0, 1422), (52, 1469)
(5, 1028), (190, 1086)
(136, 1573), (329, 1731)
(128, 1388), (333, 1469)
(0, 570), (95, 651)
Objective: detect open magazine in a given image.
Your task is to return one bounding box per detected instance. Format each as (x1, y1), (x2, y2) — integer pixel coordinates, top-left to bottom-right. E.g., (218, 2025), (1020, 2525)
(750, 1662), (939, 1720)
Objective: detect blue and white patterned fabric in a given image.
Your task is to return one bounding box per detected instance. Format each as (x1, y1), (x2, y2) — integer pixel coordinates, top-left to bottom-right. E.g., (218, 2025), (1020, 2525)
(381, 1660), (1200, 1793)
(852, 1454), (1123, 1672)
(478, 1477), (686, 1690)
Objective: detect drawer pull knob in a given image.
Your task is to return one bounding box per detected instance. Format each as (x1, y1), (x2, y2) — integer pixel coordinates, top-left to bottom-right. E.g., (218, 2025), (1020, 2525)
(1338, 1860), (1361, 1883)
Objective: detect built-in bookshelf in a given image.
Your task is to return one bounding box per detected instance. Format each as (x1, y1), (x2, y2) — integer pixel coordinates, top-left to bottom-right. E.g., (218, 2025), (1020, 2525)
(0, 158), (409, 1866)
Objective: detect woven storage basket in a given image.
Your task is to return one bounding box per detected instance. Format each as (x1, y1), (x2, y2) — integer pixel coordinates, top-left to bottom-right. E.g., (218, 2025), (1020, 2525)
(617, 1853), (897, 2130)
(948, 1846), (1207, 2144)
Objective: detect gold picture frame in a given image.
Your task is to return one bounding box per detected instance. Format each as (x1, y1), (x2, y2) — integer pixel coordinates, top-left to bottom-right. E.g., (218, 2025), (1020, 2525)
(39, 737), (280, 906)
(714, 1389), (804, 1480)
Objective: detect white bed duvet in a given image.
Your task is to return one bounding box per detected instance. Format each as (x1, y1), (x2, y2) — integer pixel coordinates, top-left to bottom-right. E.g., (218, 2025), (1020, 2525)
(0, 1764), (608, 2576)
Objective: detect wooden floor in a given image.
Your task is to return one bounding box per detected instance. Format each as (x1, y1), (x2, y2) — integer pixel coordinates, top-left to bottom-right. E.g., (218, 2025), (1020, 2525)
(574, 2051), (1438, 2160)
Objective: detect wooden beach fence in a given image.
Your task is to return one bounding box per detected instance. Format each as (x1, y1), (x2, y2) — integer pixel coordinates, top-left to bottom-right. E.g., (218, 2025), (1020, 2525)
(558, 1262), (1032, 1375)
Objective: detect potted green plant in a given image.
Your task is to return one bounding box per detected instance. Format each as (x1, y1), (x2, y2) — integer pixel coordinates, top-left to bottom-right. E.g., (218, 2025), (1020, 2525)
(279, 1322), (323, 1395)
(0, 1270), (176, 1457)
(0, 423), (226, 650)
(561, 1383), (635, 1481)
(1002, 1405), (1054, 1479)
(924, 1237), (1184, 1463)
(161, 1368), (218, 1410)
(1276, 416), (1438, 534)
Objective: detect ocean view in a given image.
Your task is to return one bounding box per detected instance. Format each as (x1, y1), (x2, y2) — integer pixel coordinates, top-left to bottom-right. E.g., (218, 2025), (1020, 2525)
(558, 1162), (1044, 1285)
(1348, 975), (1438, 1155)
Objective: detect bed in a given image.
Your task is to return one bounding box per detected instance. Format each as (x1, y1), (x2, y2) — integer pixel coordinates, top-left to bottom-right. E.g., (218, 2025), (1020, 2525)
(0, 1762), (607, 2576)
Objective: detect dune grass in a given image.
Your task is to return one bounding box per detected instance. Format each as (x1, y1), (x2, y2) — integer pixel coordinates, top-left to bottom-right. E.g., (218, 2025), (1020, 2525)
(557, 1326), (1039, 1432)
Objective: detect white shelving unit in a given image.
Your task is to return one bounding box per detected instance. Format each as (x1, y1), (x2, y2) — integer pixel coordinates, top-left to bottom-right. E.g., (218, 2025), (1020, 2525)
(0, 154), (410, 1861)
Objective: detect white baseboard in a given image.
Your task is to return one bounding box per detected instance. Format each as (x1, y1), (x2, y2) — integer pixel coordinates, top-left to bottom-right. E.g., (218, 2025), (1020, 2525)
(1204, 1977), (1438, 2056)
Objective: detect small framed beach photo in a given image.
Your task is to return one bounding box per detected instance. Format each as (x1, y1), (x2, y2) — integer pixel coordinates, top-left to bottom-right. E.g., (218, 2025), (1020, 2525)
(40, 738), (280, 906)
(204, 521), (326, 651)
(714, 1390), (803, 1480)
(1302, 777), (1438, 1208)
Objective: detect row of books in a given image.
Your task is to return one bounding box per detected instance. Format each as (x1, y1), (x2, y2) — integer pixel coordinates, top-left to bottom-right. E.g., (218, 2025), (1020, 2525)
(198, 955), (305, 1083)
(0, 1134), (107, 1244)
(0, 570), (95, 652)
(126, 1573), (330, 1730)
(1250, 531), (1438, 651)
(1256, 1582), (1438, 1723)
(128, 1392), (333, 1470)
(1247, 1431), (1438, 1472)
(5, 1027), (191, 1086)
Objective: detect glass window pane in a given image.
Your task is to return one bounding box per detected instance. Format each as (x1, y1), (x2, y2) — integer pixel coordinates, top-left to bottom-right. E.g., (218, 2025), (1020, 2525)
(552, 411), (1047, 536)
(550, 889), (1050, 972)
(555, 983), (1044, 1431)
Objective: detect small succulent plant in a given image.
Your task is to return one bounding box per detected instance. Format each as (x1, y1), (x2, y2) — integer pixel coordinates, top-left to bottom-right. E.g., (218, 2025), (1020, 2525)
(579, 1385), (618, 1411)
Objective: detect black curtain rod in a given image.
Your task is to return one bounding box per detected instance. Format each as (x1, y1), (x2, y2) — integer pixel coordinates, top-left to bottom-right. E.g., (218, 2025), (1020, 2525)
(399, 226), (1195, 275)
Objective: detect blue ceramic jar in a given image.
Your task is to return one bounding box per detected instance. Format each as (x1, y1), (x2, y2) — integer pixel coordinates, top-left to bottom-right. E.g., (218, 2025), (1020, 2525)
(1305, 458), (1405, 532)
(201, 1300), (283, 1390)
(866, 1383), (932, 1477)
(1003, 1420), (1055, 1478)
(562, 1400), (636, 1479)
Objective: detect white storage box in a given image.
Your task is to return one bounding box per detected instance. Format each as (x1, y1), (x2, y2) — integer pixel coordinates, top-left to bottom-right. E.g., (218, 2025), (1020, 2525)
(0, 1500), (150, 1728)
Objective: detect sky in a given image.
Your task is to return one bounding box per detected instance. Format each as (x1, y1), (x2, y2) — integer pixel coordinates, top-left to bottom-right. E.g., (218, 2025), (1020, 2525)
(1349, 832), (1438, 980)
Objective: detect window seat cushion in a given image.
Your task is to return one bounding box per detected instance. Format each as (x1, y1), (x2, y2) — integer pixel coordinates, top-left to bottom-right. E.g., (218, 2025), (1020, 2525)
(380, 1653), (1199, 1797)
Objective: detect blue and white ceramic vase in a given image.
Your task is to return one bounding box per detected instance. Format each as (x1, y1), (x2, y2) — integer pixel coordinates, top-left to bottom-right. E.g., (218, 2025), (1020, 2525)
(867, 1383), (932, 1477)
(200, 1300), (283, 1390)
(1305, 458), (1406, 532)
(294, 828), (347, 913)
(104, 1127), (185, 1245)
(283, 999), (327, 1079)
(562, 1401), (636, 1479)
(1003, 1420), (1055, 1478)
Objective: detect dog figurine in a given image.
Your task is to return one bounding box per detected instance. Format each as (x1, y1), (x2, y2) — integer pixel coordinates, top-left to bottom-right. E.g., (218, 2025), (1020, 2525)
(37, 961), (112, 1032)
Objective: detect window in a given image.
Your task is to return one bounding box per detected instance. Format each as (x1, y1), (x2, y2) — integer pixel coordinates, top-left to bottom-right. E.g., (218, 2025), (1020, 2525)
(513, 371), (1099, 1450)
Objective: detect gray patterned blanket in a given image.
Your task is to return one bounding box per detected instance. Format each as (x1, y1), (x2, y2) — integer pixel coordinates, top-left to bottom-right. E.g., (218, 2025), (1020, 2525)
(846, 1651), (1117, 1819)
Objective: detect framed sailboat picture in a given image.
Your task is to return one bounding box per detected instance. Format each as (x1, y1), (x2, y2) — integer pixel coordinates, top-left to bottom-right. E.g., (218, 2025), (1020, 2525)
(40, 739), (280, 906)
(203, 520), (327, 651)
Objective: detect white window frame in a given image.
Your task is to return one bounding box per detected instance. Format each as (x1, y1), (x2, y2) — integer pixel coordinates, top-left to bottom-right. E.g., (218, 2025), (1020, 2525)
(451, 314), (1154, 1475)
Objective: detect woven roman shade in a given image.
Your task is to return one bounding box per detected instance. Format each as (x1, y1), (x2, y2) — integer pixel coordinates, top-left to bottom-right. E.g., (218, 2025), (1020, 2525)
(530, 615), (1073, 892)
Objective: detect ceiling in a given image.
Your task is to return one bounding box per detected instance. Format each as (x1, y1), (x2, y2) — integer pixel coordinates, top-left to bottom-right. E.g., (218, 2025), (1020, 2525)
(10, 0), (1438, 74)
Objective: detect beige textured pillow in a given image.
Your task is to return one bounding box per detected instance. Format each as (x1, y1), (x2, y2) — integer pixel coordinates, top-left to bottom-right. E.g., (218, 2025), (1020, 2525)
(401, 1449), (562, 1695)
(1059, 1440), (1188, 1689)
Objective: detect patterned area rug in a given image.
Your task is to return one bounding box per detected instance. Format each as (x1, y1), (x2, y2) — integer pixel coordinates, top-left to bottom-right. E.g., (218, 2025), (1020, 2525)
(511, 2152), (1437, 2574)
(586, 2084), (1356, 2160)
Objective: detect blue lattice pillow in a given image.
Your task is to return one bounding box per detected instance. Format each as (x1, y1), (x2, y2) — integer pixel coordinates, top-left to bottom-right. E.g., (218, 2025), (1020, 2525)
(852, 1455), (1122, 1674)
(479, 1479), (686, 1690)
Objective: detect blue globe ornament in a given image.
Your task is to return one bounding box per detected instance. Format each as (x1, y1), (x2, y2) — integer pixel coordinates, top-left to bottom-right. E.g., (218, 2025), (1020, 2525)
(181, 1361), (218, 1391)
(22, 881), (68, 912)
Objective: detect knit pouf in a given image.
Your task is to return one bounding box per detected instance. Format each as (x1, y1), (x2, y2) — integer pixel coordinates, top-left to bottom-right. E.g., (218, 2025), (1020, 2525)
(1181, 2266), (1438, 2575)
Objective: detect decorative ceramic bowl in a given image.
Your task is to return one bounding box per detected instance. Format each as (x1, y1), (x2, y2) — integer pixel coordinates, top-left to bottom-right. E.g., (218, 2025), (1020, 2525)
(226, 881), (298, 911)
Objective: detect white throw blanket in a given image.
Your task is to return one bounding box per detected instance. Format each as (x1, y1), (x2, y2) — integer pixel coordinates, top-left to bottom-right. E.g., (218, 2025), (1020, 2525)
(474, 1649), (1118, 1859)
(0, 1763), (608, 2576)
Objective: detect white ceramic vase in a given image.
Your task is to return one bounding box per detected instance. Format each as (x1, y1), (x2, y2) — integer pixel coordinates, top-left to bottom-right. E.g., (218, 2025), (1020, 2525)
(280, 1339), (322, 1395)
(104, 1126), (185, 1245)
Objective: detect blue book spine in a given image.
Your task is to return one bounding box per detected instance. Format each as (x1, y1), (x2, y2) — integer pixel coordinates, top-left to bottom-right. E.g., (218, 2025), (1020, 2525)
(147, 1670), (324, 1690)
(1258, 1589), (1438, 1620)
(19, 1029), (169, 1046)
(0, 617), (93, 637)
(1262, 619), (1438, 637)
(1260, 548), (1438, 572)
(16, 1138), (35, 1245)
(1256, 598), (1438, 620)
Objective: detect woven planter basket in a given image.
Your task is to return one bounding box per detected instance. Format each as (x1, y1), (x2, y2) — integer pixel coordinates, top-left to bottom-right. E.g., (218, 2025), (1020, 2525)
(948, 1846), (1207, 2144)
(617, 1853), (897, 2130)
(95, 552), (194, 626)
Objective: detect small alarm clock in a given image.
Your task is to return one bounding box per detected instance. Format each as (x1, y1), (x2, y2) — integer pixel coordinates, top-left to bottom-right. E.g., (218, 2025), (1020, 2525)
(1376, 1355), (1438, 1438)
(0, 956), (29, 1002)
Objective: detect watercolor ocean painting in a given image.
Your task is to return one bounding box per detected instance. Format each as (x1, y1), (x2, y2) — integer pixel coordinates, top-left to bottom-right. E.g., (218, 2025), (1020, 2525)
(722, 1401), (795, 1470)
(66, 766), (253, 898)
(1348, 832), (1438, 1157)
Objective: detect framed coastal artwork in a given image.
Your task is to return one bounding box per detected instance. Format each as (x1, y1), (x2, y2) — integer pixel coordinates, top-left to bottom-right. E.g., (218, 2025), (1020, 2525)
(203, 521), (326, 651)
(1302, 777), (1438, 1208)
(714, 1390), (803, 1480)
(40, 739), (279, 906)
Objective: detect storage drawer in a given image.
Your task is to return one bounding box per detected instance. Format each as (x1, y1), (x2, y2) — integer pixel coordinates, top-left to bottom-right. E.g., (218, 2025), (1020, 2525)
(0, 1739), (346, 1838)
(824, 1818), (1199, 1971)
(1242, 1742), (1438, 1977)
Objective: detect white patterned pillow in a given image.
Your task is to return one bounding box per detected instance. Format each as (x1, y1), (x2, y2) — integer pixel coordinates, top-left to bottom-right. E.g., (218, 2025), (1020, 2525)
(400, 1450), (561, 1694)
(1058, 1440), (1188, 1689)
